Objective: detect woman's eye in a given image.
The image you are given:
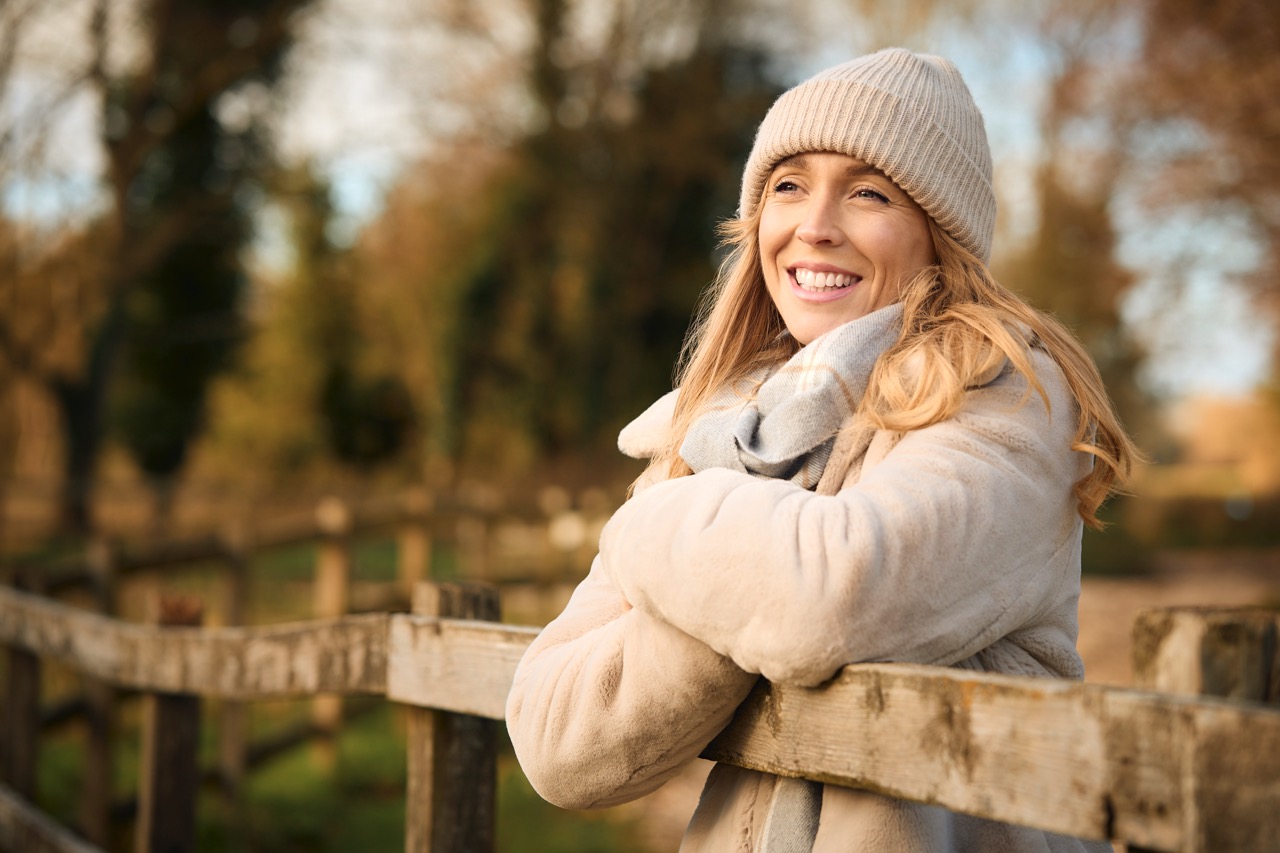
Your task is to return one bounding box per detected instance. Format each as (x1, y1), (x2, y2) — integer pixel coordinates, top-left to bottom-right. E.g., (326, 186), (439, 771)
(772, 179), (800, 194)
(854, 188), (888, 203)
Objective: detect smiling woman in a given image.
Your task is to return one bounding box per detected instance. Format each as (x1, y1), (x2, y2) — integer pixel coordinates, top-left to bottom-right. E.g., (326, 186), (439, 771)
(506, 47), (1137, 852)
(759, 153), (934, 344)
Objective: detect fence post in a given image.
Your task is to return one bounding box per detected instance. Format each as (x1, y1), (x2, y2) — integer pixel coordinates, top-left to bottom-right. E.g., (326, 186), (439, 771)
(218, 522), (252, 797)
(1132, 606), (1279, 703)
(1130, 606), (1279, 853)
(405, 581), (500, 853)
(456, 516), (491, 581)
(135, 595), (203, 853)
(313, 498), (351, 767)
(1, 570), (40, 800)
(82, 536), (117, 846)
(398, 489), (432, 599)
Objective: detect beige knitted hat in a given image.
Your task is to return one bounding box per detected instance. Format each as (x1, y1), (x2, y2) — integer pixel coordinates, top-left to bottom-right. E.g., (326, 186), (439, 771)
(739, 48), (996, 263)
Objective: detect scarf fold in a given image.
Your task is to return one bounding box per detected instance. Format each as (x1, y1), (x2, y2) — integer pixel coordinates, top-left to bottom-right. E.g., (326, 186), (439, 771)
(677, 303), (903, 852)
(761, 776), (825, 853)
(679, 302), (903, 490)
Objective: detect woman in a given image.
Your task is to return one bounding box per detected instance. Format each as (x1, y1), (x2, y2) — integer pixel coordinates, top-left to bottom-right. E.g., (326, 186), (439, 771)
(506, 47), (1134, 852)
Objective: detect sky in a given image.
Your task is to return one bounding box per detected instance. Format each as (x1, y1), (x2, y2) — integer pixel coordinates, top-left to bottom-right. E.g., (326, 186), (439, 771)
(2, 0), (1273, 400)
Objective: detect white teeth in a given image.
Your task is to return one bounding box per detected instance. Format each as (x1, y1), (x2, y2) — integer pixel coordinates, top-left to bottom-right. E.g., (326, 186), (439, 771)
(794, 268), (855, 290)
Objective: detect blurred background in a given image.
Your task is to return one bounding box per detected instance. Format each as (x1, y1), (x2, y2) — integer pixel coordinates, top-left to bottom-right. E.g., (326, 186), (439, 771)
(2, 0), (1280, 546)
(0, 0), (1278, 849)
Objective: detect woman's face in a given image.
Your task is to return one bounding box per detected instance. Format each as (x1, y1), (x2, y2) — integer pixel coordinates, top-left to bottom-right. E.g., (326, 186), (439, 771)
(758, 151), (935, 345)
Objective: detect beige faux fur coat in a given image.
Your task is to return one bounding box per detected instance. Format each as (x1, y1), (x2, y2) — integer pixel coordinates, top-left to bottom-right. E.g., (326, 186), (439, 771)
(505, 342), (1113, 852)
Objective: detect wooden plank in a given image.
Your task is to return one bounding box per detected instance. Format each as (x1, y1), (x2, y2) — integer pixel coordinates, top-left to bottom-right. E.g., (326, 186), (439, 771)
(456, 517), (492, 580)
(23, 501), (417, 593)
(7, 579), (1280, 849)
(1133, 607), (1279, 703)
(313, 498), (352, 766)
(80, 537), (116, 848)
(113, 536), (227, 574)
(314, 497), (353, 620)
(0, 586), (389, 697)
(3, 570), (42, 799)
(386, 615), (537, 720)
(703, 662), (1280, 852)
(397, 489), (432, 597)
(217, 526), (251, 794)
(135, 596), (203, 853)
(0, 784), (103, 853)
(1128, 606), (1280, 852)
(705, 667), (1109, 837)
(1182, 694), (1280, 852)
(384, 613), (1280, 850)
(405, 582), (500, 853)
(3, 644), (40, 800)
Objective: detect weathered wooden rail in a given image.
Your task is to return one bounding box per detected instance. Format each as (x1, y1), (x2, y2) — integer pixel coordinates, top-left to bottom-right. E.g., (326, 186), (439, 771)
(1, 580), (1278, 852)
(7, 487), (605, 598)
(0, 488), (603, 848)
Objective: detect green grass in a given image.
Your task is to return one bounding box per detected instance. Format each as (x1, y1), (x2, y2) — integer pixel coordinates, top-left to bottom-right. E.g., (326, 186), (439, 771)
(497, 757), (652, 853)
(32, 699), (655, 852)
(225, 708), (405, 851)
(34, 728), (84, 829)
(210, 704), (652, 852)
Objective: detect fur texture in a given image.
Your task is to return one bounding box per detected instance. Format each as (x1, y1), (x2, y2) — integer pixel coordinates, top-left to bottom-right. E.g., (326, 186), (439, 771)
(506, 343), (1110, 852)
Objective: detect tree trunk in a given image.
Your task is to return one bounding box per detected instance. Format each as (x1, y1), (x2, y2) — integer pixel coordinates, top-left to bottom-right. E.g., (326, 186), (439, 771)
(51, 293), (130, 535)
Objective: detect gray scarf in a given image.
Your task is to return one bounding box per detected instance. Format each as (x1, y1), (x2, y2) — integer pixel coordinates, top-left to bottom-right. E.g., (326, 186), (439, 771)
(680, 302), (903, 489)
(679, 302), (903, 851)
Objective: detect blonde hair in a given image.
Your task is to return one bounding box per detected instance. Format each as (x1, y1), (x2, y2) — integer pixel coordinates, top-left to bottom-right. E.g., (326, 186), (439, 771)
(644, 209), (1137, 530)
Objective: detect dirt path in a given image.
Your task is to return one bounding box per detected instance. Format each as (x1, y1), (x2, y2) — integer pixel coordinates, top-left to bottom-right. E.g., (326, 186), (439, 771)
(621, 548), (1280, 850)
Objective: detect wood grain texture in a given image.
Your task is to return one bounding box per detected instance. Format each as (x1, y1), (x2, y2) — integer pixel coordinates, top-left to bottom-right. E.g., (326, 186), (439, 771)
(385, 615), (1280, 849)
(405, 582), (501, 853)
(1132, 607), (1280, 703)
(386, 614), (537, 721)
(135, 598), (203, 853)
(6, 580), (1280, 850)
(703, 662), (1280, 852)
(1128, 606), (1280, 852)
(0, 586), (389, 697)
(2, 647), (39, 798)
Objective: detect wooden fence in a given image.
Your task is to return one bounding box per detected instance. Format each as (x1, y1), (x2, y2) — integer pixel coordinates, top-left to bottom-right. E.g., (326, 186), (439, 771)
(0, 494), (1278, 852)
(0, 489), (602, 851)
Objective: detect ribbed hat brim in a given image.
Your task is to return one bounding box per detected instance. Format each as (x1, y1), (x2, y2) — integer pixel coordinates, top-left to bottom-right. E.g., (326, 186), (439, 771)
(738, 49), (996, 263)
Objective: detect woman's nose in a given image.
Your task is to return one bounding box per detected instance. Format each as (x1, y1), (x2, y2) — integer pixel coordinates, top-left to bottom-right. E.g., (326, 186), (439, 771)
(795, 197), (844, 246)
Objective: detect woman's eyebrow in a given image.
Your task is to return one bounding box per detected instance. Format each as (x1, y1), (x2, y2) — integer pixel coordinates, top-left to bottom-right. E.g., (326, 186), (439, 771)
(845, 163), (885, 179)
(771, 154), (886, 179)
(773, 154), (810, 171)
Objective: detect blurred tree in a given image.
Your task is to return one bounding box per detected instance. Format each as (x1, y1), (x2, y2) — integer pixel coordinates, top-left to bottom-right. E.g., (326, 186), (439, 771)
(357, 0), (781, 482)
(1129, 0), (1280, 376)
(284, 166), (415, 471)
(994, 1), (1152, 439)
(0, 0), (313, 532)
(835, 0), (986, 46)
(349, 146), (516, 482)
(999, 163), (1150, 432)
(110, 74), (254, 527)
(197, 162), (416, 484)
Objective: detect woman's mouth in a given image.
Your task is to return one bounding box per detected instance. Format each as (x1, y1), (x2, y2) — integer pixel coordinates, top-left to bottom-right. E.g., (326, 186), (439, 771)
(792, 268), (859, 293)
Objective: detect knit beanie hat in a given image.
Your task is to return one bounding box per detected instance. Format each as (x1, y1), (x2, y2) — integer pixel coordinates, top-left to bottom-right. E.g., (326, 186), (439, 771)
(739, 48), (996, 263)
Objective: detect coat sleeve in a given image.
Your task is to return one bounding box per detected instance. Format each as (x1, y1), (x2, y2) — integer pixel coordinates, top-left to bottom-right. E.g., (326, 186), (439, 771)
(504, 555), (758, 810)
(599, 355), (1089, 687)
